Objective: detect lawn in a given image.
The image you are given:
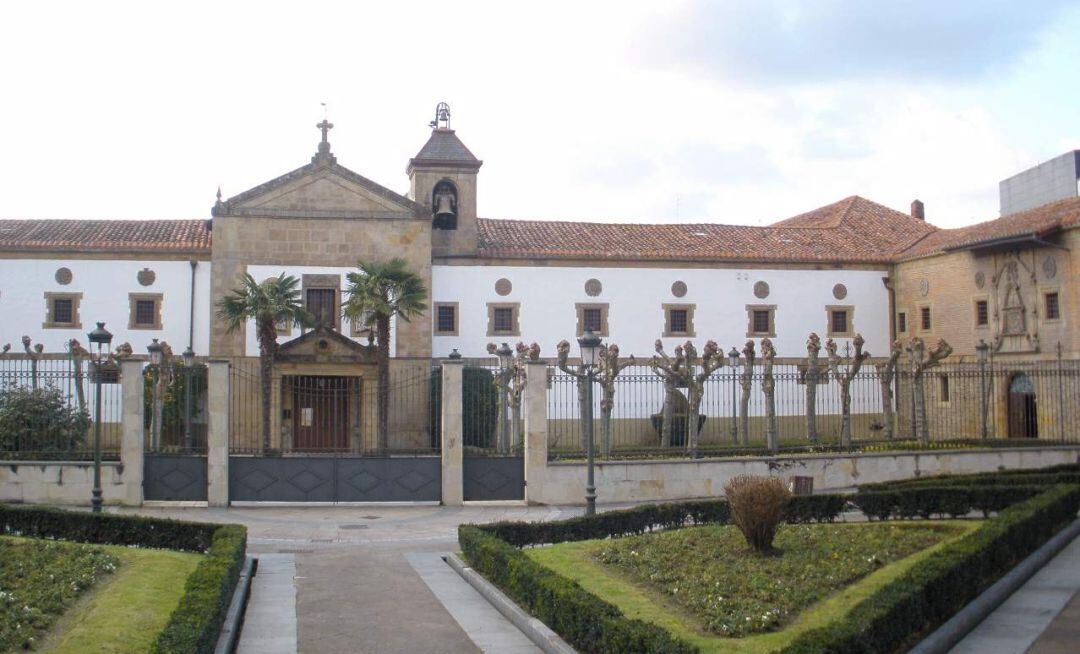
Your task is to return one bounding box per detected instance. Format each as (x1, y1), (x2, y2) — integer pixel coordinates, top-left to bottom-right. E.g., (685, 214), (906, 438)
(1, 536), (202, 654)
(527, 521), (978, 653)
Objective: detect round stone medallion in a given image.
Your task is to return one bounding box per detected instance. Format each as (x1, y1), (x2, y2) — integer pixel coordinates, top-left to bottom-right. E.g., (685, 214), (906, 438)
(54, 267), (73, 285)
(584, 279), (602, 297)
(137, 268), (156, 286)
(1043, 256), (1057, 279)
(753, 281), (770, 299)
(974, 271), (985, 289)
(671, 281), (687, 298)
(919, 279), (929, 297)
(832, 283), (848, 300)
(494, 278), (512, 296)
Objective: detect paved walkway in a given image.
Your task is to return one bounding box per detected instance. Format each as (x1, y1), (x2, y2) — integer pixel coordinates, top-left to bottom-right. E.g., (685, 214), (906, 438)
(950, 531), (1080, 654)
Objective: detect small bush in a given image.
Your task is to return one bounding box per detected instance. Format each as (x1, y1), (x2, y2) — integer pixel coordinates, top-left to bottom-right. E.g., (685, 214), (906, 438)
(724, 475), (792, 553)
(0, 383), (90, 453)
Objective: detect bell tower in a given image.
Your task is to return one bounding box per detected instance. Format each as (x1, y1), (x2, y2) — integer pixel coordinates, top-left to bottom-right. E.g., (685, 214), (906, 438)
(408, 103), (482, 257)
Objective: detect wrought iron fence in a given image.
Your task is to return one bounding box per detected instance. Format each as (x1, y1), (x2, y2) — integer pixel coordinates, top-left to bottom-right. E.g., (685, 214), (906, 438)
(452, 359), (521, 456)
(144, 362), (208, 454)
(548, 358), (1080, 460)
(228, 358), (441, 456)
(0, 356), (123, 460)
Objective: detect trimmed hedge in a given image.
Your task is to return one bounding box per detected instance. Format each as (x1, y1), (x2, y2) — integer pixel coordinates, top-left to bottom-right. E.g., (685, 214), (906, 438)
(781, 484), (1080, 653)
(0, 504), (245, 654)
(460, 525), (696, 653)
(859, 463), (1080, 492)
(479, 494), (846, 548)
(853, 485), (1049, 520)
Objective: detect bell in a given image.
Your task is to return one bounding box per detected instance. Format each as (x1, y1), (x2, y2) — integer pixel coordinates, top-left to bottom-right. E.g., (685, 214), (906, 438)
(434, 192), (455, 219)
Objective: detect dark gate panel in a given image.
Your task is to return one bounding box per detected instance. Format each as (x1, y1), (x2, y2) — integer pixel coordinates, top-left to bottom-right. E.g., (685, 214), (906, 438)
(229, 456), (440, 502)
(336, 457), (441, 502)
(144, 454), (207, 501)
(464, 456), (524, 501)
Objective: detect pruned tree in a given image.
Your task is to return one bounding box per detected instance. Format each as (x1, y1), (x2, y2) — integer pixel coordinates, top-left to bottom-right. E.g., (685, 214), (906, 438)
(761, 338), (778, 452)
(22, 336), (44, 389)
(649, 339), (688, 448)
(826, 334), (871, 448)
(874, 340), (903, 440)
(596, 344), (635, 457)
(906, 337), (953, 445)
(681, 340), (724, 456)
(67, 338), (89, 413)
(488, 342), (538, 454)
(738, 340), (756, 446)
(803, 333), (823, 442)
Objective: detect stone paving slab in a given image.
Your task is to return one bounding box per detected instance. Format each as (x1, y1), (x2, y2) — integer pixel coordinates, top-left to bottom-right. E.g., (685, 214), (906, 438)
(237, 553), (298, 654)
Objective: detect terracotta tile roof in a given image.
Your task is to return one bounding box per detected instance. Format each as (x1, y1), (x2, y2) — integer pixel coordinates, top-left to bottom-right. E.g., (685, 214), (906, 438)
(477, 196), (936, 264)
(0, 219), (211, 253)
(898, 196), (1080, 260)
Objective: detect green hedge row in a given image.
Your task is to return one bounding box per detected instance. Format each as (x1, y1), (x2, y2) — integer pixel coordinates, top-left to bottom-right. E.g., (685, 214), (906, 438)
(853, 485), (1047, 520)
(479, 494), (846, 548)
(782, 484), (1080, 653)
(860, 463), (1080, 491)
(460, 525), (696, 653)
(0, 504), (245, 654)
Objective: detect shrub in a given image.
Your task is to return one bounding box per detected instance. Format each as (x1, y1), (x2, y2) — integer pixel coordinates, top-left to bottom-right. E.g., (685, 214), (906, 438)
(0, 383), (90, 453)
(853, 485), (1049, 520)
(724, 474), (792, 553)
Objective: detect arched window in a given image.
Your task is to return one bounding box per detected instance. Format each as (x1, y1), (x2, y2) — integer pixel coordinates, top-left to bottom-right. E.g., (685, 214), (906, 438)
(431, 180), (458, 230)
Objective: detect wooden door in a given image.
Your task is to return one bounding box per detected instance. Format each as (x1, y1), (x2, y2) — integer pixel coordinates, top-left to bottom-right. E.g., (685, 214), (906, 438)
(292, 376), (350, 451)
(1007, 374), (1038, 439)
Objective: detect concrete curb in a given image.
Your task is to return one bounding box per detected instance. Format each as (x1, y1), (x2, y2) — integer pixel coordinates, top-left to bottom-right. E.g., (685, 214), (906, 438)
(910, 517), (1080, 654)
(214, 555), (258, 654)
(444, 553), (576, 654)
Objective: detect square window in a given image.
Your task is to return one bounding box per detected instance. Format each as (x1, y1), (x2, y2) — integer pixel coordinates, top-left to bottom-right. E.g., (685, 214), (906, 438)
(305, 288), (337, 328)
(53, 298), (74, 325)
(494, 307), (514, 332)
(826, 305), (853, 337)
(921, 306), (932, 331)
(898, 312), (907, 333)
(831, 310), (848, 334)
(435, 304), (457, 334)
(669, 309), (688, 334)
(487, 303), (520, 336)
(583, 308), (602, 332)
(753, 310), (771, 334)
(1045, 292), (1060, 320)
(975, 300), (989, 326)
(745, 304), (775, 337)
(134, 299), (157, 327)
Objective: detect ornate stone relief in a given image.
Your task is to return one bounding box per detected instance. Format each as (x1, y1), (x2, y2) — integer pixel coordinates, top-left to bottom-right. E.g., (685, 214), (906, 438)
(494, 278), (512, 296)
(584, 279), (602, 297)
(990, 252), (1039, 353)
(974, 271), (985, 289)
(1042, 255), (1057, 279)
(137, 268), (156, 286)
(832, 283), (847, 300)
(753, 281), (770, 299)
(919, 279), (929, 297)
(671, 281), (687, 298)
(54, 267), (73, 285)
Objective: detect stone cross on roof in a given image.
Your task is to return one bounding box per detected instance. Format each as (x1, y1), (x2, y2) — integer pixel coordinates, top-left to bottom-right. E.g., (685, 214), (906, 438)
(312, 118), (336, 165)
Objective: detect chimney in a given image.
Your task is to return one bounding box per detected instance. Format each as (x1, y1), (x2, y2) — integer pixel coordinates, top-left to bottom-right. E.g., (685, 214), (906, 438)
(911, 199), (925, 221)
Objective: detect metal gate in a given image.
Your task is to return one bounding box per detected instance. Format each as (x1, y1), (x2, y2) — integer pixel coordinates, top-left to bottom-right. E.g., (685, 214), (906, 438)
(461, 363), (524, 501)
(143, 362), (208, 501)
(229, 456), (440, 502)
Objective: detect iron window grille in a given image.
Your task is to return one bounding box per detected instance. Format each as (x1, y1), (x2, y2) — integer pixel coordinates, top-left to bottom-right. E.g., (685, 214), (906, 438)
(53, 298), (74, 325)
(1045, 292), (1060, 320)
(134, 299), (157, 327)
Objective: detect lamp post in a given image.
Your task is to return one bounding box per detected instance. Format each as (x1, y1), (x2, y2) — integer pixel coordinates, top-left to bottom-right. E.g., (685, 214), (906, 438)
(728, 347), (740, 445)
(578, 330), (603, 516)
(87, 322), (113, 513)
(146, 339), (164, 449)
(975, 339), (989, 441)
(182, 346), (195, 450)
(496, 343), (513, 453)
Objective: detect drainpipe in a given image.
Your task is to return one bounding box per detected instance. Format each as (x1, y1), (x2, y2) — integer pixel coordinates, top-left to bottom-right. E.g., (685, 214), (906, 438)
(189, 260), (198, 351)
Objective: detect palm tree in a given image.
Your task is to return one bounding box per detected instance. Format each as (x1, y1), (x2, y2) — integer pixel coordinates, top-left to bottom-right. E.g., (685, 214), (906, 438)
(342, 258), (428, 450)
(217, 273), (311, 452)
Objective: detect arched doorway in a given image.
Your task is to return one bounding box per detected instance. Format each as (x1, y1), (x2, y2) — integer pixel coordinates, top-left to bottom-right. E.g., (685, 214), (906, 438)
(1007, 373), (1038, 439)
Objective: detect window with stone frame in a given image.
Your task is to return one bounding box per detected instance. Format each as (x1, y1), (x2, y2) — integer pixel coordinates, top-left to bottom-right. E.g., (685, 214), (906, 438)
(663, 304), (695, 337)
(433, 303), (458, 336)
(1044, 292), (1060, 321)
(487, 303), (520, 336)
(128, 293), (162, 330)
(826, 305), (854, 337)
(920, 305), (932, 332)
(43, 292), (83, 329)
(745, 304), (776, 337)
(305, 288), (338, 329)
(975, 299), (989, 327)
(897, 311), (908, 333)
(939, 374), (950, 402)
(575, 303), (609, 337)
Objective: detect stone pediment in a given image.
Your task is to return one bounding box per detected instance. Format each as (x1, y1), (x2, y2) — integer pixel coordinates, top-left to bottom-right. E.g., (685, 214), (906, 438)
(275, 325), (377, 364)
(214, 159), (425, 220)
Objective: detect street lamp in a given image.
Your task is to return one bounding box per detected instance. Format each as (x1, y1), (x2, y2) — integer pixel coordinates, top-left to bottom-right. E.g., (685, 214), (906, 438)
(147, 339), (164, 366)
(87, 322), (113, 513)
(578, 330), (603, 516)
(975, 339), (990, 441)
(146, 339), (164, 449)
(728, 346), (740, 445)
(182, 346), (195, 450)
(496, 343), (514, 453)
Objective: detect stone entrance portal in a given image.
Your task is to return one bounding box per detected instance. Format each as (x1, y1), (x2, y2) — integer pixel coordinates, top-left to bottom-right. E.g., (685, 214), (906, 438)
(1008, 373), (1038, 439)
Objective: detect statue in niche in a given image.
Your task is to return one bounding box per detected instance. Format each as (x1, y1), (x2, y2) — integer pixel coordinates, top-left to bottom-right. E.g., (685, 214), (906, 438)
(991, 252), (1039, 352)
(1000, 261), (1025, 336)
(432, 180), (458, 230)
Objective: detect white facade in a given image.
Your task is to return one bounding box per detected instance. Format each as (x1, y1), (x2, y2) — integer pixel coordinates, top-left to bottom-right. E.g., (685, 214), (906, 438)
(431, 264), (891, 359)
(0, 258), (211, 355)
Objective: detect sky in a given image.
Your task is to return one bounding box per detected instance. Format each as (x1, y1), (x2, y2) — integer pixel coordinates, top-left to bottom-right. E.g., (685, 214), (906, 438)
(1, 0), (1078, 229)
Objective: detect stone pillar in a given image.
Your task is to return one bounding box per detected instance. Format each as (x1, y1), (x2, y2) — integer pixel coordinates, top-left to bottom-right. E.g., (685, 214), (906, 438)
(441, 361), (464, 506)
(207, 360), (231, 507)
(523, 361), (549, 504)
(120, 359), (145, 506)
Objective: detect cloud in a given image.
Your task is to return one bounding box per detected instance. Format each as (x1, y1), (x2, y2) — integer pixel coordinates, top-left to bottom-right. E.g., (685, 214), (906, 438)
(646, 0), (1071, 85)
